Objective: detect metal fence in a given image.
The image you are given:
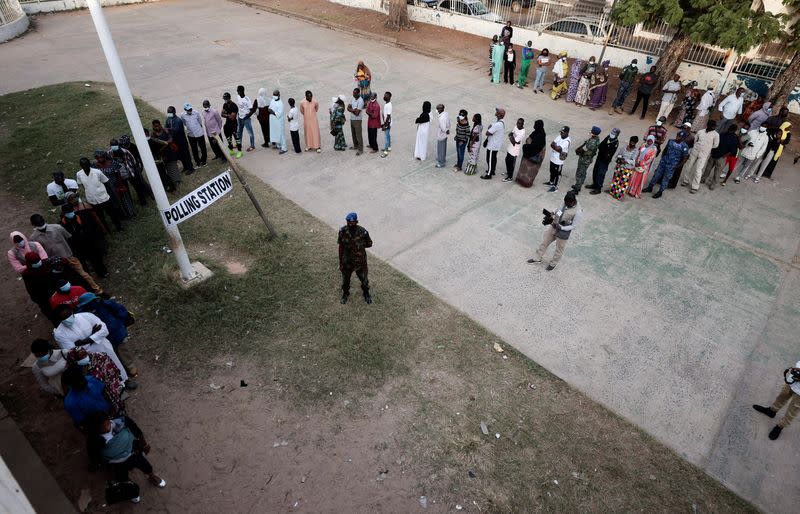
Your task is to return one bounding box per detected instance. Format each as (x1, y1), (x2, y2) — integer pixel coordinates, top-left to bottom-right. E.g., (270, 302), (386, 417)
(418, 0), (739, 71)
(734, 41), (794, 80)
(0, 0), (25, 25)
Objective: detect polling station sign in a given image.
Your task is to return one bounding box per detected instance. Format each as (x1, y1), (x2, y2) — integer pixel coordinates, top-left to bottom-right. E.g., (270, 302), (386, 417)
(162, 170), (233, 225)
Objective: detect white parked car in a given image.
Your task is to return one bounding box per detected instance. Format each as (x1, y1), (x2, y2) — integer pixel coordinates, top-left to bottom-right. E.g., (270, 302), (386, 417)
(532, 16), (610, 41)
(436, 0), (504, 23)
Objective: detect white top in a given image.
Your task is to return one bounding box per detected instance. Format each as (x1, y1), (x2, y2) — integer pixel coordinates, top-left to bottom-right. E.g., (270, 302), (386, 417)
(236, 95), (252, 119)
(437, 111), (451, 141)
(287, 106), (299, 131)
(32, 349), (68, 395)
(552, 57), (567, 79)
(53, 312), (128, 382)
(740, 129), (769, 160)
(550, 135), (572, 165)
(506, 127), (526, 156)
(46, 179), (79, 200)
(791, 361), (800, 395)
(697, 91), (715, 115)
(506, 49), (514, 62)
(718, 93), (744, 120)
(486, 120), (505, 151)
(382, 102), (392, 127)
(661, 80), (681, 104)
(537, 55), (550, 67)
(75, 167), (110, 205)
(349, 97), (364, 121)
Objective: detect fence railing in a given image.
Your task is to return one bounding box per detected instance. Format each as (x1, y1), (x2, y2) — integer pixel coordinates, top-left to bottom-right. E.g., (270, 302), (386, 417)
(0, 0), (25, 25)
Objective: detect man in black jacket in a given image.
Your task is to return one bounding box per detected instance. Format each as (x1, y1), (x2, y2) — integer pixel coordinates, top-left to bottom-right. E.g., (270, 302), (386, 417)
(586, 128), (620, 194)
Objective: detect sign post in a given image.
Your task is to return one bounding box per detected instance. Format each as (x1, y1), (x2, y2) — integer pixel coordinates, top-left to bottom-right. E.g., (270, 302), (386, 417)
(86, 0), (198, 282)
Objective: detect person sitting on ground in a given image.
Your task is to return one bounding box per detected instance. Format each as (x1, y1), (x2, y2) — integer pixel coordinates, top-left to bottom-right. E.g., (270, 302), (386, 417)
(31, 338), (69, 396)
(46, 171), (79, 206)
(86, 412), (166, 491)
(52, 304), (135, 390)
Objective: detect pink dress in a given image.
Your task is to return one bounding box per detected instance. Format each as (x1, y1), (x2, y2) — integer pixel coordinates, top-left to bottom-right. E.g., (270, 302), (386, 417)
(627, 144), (657, 198)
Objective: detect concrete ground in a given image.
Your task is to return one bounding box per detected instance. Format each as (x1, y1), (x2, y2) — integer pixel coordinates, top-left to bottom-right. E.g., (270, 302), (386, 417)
(1, 1), (799, 511)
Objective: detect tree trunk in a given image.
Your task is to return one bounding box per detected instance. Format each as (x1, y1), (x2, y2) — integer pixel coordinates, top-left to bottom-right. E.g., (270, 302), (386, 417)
(655, 32), (692, 87)
(769, 51), (800, 112)
(384, 0), (412, 31)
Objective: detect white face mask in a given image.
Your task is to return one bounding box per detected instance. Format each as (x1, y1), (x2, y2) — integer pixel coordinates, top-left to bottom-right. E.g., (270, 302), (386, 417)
(35, 224), (46, 231)
(740, 128), (748, 134)
(15, 240), (25, 248)
(204, 107), (210, 111)
(167, 112), (174, 118)
(759, 127), (767, 133)
(656, 121), (663, 127)
(77, 356), (91, 366)
(609, 134), (617, 139)
(61, 314), (75, 327)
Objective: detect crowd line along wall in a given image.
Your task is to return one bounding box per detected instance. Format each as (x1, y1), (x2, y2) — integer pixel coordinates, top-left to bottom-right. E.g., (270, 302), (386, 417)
(331, 0), (799, 112)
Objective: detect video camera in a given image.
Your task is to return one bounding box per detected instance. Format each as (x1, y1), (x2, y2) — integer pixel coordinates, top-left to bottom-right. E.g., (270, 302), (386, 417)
(784, 367), (800, 385)
(542, 209), (554, 226)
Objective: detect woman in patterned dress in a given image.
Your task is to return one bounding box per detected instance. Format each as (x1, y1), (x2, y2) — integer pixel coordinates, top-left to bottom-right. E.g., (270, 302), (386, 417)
(94, 150), (136, 219)
(465, 113), (483, 175)
(673, 88), (699, 128)
(565, 59), (584, 103)
(65, 346), (126, 418)
(331, 98), (347, 151)
(574, 57), (596, 106)
(627, 135), (658, 198)
(609, 136), (640, 200)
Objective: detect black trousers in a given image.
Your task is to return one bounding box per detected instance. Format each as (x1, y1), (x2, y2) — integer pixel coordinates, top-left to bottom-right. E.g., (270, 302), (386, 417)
(94, 199), (122, 231)
(209, 135), (226, 159)
(111, 449), (153, 482)
(630, 92), (650, 118)
(79, 251), (108, 277)
(176, 142), (193, 172)
(290, 130), (302, 153)
(188, 136), (207, 165)
(505, 154), (517, 179)
(549, 161), (562, 185)
(367, 127), (379, 151)
(504, 62), (515, 84)
(258, 118), (270, 146)
(590, 160), (611, 190)
(224, 122), (240, 150)
(129, 173), (152, 206)
(341, 267), (369, 294)
(486, 150), (498, 176)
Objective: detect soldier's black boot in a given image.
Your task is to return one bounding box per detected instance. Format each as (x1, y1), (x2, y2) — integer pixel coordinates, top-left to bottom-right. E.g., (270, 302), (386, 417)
(363, 290), (372, 304)
(340, 293), (349, 304)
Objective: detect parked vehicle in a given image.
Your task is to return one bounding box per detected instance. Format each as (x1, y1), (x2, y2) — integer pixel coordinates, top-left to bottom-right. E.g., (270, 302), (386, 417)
(490, 0), (536, 8)
(436, 0), (504, 23)
(407, 0), (440, 6)
(532, 16), (610, 41)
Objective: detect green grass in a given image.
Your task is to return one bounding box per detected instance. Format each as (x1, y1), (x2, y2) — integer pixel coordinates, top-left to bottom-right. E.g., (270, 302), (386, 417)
(0, 83), (756, 512)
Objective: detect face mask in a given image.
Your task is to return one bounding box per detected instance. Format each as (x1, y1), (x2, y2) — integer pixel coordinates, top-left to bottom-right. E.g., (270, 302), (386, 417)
(61, 314), (75, 327)
(36, 225), (46, 232)
(204, 107), (210, 111)
(77, 356), (91, 366)
(59, 282), (72, 292)
(759, 127), (767, 133)
(457, 115), (464, 121)
(609, 134), (617, 139)
(65, 212), (75, 219)
(656, 121), (663, 127)
(167, 112), (174, 118)
(15, 240), (25, 248)
(30, 261), (42, 269)
(110, 145), (119, 151)
(37, 354), (51, 364)
(767, 108), (773, 114)
(740, 128), (748, 134)
(273, 96), (279, 101)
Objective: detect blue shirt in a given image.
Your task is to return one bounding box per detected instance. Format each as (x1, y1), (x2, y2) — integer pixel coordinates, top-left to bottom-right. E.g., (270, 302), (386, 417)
(64, 375), (110, 425)
(659, 139), (689, 170)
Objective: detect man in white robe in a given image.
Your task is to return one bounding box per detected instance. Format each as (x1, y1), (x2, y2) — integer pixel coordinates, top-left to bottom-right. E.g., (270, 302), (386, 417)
(268, 89), (288, 154)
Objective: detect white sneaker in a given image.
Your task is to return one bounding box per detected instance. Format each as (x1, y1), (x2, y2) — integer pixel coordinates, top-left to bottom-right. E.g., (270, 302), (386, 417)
(130, 496), (141, 504)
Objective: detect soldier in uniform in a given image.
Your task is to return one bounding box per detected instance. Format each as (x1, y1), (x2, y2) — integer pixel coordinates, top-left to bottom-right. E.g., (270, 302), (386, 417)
(337, 212), (373, 304)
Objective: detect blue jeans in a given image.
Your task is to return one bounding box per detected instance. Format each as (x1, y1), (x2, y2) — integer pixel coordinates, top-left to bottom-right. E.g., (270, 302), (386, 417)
(237, 117), (255, 149)
(612, 81), (632, 109)
(383, 128), (391, 151)
(456, 141), (467, 169)
(534, 67), (546, 90)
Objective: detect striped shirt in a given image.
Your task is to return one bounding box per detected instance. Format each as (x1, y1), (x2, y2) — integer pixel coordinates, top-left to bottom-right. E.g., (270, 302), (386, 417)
(455, 120), (471, 143)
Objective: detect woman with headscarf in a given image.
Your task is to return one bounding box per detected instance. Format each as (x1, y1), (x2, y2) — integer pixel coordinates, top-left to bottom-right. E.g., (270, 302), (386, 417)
(609, 136), (640, 200)
(742, 95), (766, 124)
(627, 135), (658, 198)
(515, 120), (547, 187)
(255, 88), (271, 147)
(65, 346), (126, 417)
(574, 57), (596, 106)
(330, 97), (347, 151)
(587, 60), (610, 110)
(414, 101), (432, 160)
(754, 121), (791, 181)
(673, 88), (699, 128)
(465, 113), (483, 175)
(747, 101), (772, 131)
(94, 150), (135, 219)
(491, 38), (505, 84)
(550, 52), (570, 100)
(565, 59), (585, 103)
(355, 61), (372, 102)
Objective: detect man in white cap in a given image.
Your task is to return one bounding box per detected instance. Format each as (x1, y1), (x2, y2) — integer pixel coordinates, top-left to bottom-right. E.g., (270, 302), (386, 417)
(181, 103), (207, 168)
(753, 362), (800, 440)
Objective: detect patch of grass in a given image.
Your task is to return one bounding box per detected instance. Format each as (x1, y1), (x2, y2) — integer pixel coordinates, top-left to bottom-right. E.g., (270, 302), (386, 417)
(0, 83), (755, 512)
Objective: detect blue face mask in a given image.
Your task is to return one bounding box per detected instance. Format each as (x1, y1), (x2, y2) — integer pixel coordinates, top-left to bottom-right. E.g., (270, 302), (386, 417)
(61, 314), (75, 327)
(30, 261), (42, 269)
(64, 212), (75, 219)
(110, 145), (119, 151)
(37, 353), (51, 363)
(77, 356), (91, 366)
(59, 282), (71, 293)
(167, 112), (174, 118)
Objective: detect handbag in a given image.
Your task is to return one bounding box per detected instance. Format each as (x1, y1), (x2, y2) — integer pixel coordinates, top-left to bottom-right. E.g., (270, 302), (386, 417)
(105, 480), (140, 505)
(330, 128), (337, 136)
(530, 151), (543, 165)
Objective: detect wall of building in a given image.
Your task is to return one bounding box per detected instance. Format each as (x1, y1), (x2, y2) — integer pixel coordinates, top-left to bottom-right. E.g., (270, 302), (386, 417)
(0, 0), (29, 43)
(20, 0), (158, 14)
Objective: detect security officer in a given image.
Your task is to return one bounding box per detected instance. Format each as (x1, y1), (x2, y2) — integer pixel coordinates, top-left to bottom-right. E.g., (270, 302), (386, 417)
(337, 212), (372, 304)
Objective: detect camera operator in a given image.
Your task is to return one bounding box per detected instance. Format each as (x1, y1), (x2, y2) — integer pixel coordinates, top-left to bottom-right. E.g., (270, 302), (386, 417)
(526, 190), (583, 271)
(753, 361), (800, 440)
